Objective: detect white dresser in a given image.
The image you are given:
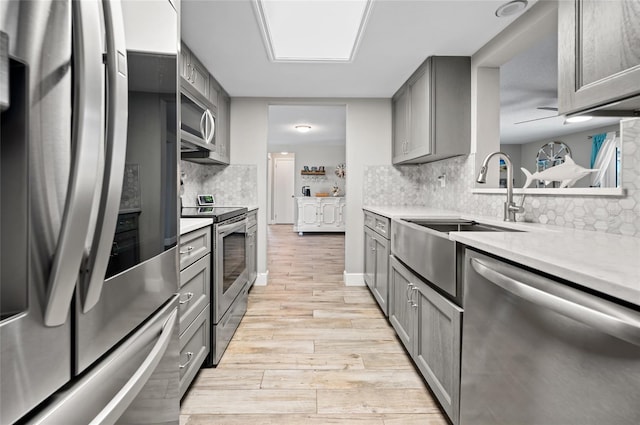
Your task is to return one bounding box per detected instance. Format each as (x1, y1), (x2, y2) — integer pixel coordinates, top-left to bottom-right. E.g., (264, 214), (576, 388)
(294, 197), (345, 234)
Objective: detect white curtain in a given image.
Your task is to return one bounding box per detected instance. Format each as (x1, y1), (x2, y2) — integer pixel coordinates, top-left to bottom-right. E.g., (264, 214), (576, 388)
(591, 131), (620, 188)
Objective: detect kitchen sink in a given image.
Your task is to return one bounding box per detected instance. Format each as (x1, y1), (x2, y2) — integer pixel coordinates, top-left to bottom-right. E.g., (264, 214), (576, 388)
(391, 218), (522, 304)
(404, 219), (522, 233)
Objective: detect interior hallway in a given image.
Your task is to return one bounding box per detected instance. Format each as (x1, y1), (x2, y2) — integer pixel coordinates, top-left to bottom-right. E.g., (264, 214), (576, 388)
(180, 225), (447, 424)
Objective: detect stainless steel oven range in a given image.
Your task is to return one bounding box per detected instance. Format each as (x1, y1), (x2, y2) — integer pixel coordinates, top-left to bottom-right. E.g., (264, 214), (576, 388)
(182, 206), (249, 365)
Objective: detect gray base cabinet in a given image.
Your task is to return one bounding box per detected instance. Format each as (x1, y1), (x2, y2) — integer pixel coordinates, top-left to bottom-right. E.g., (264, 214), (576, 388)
(178, 226), (211, 398)
(392, 56), (470, 164)
(389, 255), (462, 425)
(364, 211), (391, 316)
(558, 0), (640, 115)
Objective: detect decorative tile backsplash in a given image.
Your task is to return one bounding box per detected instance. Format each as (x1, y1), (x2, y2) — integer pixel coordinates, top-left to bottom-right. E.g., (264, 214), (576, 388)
(180, 161), (257, 206)
(364, 118), (640, 237)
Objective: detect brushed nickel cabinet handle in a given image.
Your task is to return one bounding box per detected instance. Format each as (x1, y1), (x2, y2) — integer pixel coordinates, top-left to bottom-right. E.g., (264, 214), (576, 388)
(179, 352), (194, 369)
(180, 246), (194, 255)
(179, 292), (194, 304)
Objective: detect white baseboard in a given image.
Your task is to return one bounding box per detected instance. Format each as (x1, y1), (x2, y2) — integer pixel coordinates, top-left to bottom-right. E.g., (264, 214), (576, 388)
(254, 271), (269, 286)
(343, 272), (365, 286)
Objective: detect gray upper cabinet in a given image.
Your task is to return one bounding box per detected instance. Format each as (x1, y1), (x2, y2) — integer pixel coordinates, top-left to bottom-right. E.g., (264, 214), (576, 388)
(558, 0), (640, 115)
(216, 89), (231, 164)
(181, 43), (209, 100)
(209, 78), (220, 110)
(392, 56), (471, 164)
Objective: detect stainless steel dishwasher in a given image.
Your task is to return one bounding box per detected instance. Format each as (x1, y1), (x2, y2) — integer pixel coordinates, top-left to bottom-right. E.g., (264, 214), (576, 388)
(461, 249), (640, 425)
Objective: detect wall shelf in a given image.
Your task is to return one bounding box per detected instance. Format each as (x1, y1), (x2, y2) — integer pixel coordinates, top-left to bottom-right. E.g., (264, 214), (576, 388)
(301, 171), (326, 175)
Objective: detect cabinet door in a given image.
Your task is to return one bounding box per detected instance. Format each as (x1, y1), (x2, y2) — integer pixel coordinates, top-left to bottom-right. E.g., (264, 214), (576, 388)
(413, 280), (462, 425)
(216, 91), (230, 164)
(320, 201), (339, 225)
(558, 0), (640, 114)
(372, 233), (389, 317)
(300, 202), (319, 226)
(388, 256), (416, 354)
(408, 64), (432, 158)
(184, 50), (209, 98)
(179, 43), (190, 80)
(209, 79), (220, 109)
(392, 86), (410, 163)
(363, 227), (376, 290)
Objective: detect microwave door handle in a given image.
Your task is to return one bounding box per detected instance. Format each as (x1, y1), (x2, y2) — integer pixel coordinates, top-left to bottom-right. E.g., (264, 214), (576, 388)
(470, 257), (640, 347)
(44, 0), (103, 326)
(206, 109), (215, 144)
(199, 109), (208, 142)
(89, 307), (178, 425)
(81, 0), (129, 314)
(217, 218), (248, 237)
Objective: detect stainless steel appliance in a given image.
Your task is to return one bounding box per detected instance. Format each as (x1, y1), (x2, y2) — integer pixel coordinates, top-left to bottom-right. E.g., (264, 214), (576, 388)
(392, 217), (518, 303)
(461, 249), (640, 425)
(180, 86), (216, 151)
(181, 206), (249, 365)
(1, 1), (179, 423)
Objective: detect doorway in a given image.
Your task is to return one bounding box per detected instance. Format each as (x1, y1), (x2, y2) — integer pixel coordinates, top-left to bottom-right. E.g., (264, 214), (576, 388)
(272, 155), (295, 223)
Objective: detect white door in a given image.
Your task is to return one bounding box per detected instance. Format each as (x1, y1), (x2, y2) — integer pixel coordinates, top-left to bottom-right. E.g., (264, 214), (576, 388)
(273, 157), (295, 223)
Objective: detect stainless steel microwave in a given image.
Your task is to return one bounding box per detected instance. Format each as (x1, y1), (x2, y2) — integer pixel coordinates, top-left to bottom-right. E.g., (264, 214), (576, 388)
(180, 84), (216, 152)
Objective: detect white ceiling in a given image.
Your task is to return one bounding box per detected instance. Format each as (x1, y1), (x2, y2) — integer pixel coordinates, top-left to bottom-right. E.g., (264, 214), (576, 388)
(267, 105), (346, 146)
(181, 0), (618, 146)
(181, 0), (533, 98)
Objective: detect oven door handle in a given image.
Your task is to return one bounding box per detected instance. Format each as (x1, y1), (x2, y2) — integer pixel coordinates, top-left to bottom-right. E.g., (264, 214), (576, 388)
(471, 257), (640, 347)
(217, 218), (248, 237)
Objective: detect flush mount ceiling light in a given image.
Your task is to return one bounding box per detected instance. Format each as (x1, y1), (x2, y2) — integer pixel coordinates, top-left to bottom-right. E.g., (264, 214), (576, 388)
(564, 115), (594, 124)
(253, 0), (372, 62)
(295, 125), (312, 133)
(495, 0), (528, 17)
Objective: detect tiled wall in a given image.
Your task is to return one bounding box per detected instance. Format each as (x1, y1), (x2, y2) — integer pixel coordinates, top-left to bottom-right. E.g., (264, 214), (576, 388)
(180, 161), (258, 207)
(364, 118), (640, 237)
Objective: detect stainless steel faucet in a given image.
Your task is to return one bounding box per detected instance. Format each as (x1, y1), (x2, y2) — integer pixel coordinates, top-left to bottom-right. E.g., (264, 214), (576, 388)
(476, 152), (524, 222)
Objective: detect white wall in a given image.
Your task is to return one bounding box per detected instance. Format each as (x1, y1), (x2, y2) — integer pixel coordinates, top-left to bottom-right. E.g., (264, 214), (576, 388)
(230, 98), (391, 282)
(269, 144), (346, 198)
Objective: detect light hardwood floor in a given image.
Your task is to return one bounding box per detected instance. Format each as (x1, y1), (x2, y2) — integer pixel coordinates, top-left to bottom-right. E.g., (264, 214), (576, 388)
(180, 225), (448, 425)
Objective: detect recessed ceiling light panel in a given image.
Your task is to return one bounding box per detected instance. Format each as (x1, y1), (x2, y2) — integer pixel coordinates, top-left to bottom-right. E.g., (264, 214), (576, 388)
(254, 0), (372, 62)
(495, 0), (528, 17)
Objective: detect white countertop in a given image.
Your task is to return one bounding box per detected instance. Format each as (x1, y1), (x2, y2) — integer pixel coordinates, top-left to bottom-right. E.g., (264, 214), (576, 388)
(180, 218), (213, 235)
(364, 205), (640, 306)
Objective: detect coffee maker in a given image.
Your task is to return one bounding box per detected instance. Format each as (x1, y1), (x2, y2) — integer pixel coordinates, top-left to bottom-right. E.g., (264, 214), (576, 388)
(302, 186), (311, 197)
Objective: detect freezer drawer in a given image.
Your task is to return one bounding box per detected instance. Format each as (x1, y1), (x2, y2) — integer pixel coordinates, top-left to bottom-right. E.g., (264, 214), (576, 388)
(29, 295), (180, 425)
(179, 305), (210, 398)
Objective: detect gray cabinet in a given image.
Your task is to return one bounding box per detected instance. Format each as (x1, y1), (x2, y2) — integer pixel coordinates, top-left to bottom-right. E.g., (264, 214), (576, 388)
(558, 0), (640, 115)
(363, 211), (390, 316)
(247, 210), (257, 286)
(216, 89), (231, 164)
(392, 56), (470, 164)
(413, 275), (462, 425)
(180, 43), (209, 100)
(389, 255), (462, 425)
(178, 226), (211, 398)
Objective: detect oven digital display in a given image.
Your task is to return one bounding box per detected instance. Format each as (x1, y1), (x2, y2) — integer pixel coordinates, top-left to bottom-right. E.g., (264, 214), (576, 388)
(197, 194), (215, 206)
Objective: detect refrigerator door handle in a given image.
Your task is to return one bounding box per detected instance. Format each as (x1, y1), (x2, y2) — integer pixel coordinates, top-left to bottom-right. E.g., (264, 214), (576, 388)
(44, 0), (103, 327)
(1, 31), (9, 111)
(81, 0), (129, 313)
(470, 257), (640, 346)
(89, 307), (178, 425)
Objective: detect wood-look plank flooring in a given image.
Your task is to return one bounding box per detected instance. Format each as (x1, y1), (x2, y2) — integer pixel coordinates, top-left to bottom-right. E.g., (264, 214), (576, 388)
(180, 225), (448, 425)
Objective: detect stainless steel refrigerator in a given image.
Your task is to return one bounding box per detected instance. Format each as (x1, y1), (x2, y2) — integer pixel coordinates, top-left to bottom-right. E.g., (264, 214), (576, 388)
(1, 1), (180, 423)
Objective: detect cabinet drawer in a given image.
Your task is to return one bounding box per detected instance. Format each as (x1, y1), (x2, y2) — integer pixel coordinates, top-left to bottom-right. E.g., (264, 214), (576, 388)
(179, 226), (211, 270)
(179, 254), (210, 334)
(364, 211), (390, 238)
(179, 305), (210, 399)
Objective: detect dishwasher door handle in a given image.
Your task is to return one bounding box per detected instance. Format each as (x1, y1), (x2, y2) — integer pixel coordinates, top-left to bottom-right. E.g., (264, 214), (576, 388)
(470, 257), (640, 347)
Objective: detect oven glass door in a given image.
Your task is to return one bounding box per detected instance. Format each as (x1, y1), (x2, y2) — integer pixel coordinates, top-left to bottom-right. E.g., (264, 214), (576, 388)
(215, 217), (248, 322)
(222, 223), (247, 293)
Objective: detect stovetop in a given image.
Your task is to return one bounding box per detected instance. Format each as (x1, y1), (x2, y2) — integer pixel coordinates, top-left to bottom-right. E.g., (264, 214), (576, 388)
(181, 206), (247, 223)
